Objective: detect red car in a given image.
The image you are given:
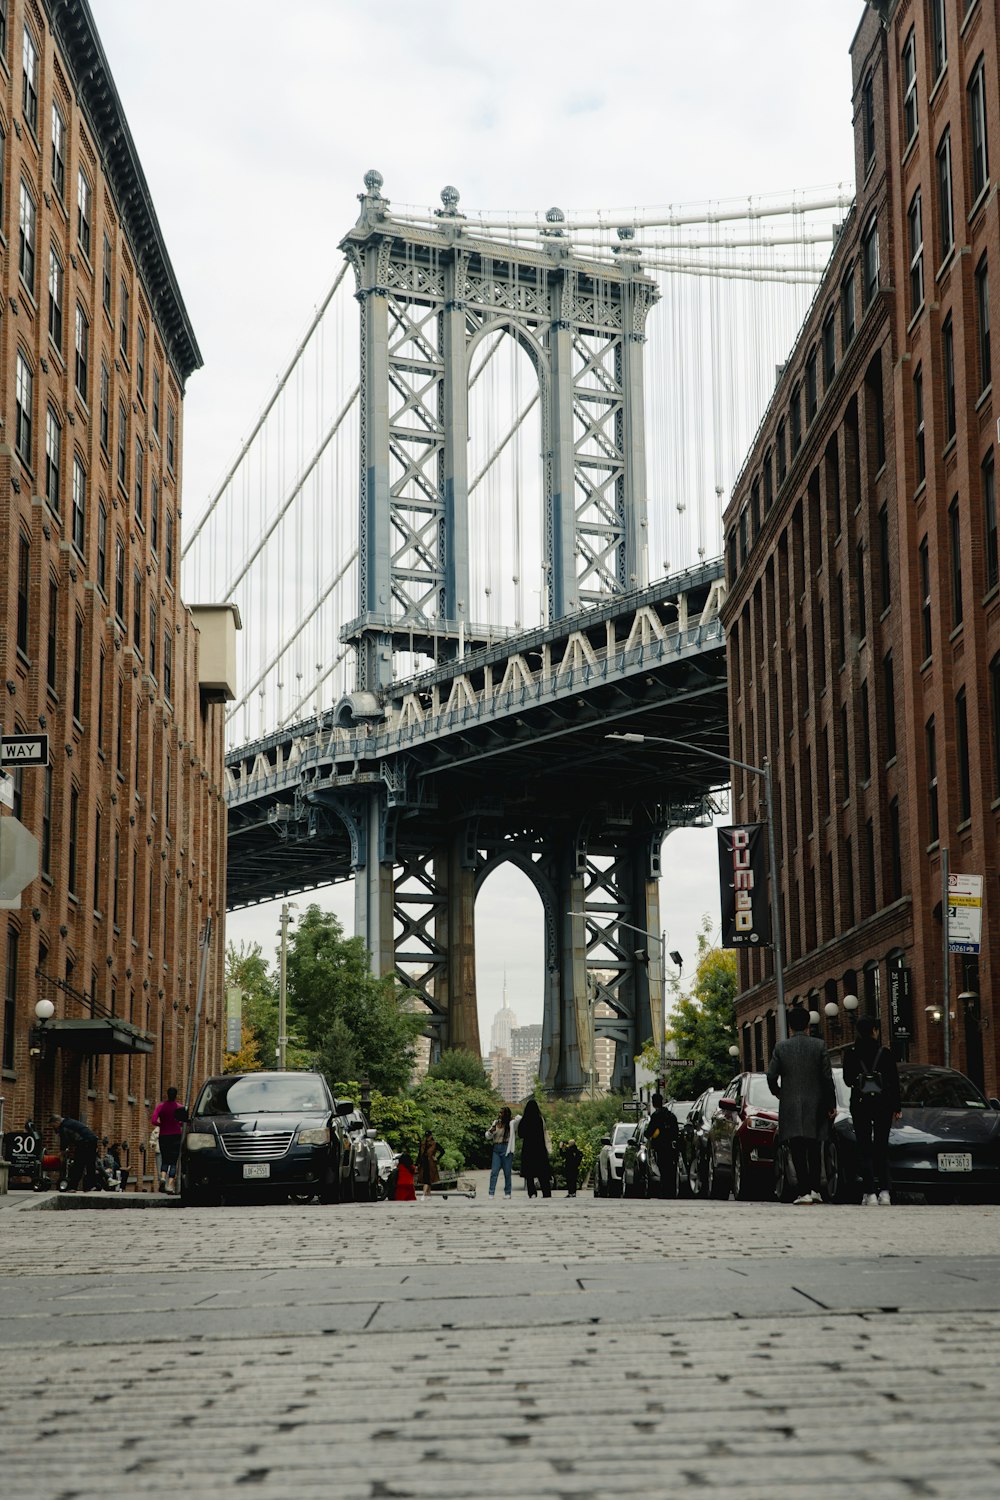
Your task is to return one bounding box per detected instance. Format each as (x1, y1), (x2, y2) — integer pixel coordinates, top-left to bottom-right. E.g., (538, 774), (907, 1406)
(705, 1072), (781, 1200)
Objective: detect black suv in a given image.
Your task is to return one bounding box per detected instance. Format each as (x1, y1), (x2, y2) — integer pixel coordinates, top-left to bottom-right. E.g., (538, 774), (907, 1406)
(179, 1071), (354, 1206)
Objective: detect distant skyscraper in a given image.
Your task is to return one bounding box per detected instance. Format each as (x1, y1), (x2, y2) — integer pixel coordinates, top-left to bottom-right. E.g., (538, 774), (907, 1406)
(490, 978), (518, 1054)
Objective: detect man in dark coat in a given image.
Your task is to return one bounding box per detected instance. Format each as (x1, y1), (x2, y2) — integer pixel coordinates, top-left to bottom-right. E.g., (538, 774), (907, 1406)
(766, 1007), (836, 1204)
(643, 1093), (679, 1198)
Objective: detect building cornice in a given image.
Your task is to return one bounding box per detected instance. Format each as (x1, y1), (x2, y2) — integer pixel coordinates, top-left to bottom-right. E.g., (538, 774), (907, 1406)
(45, 0), (202, 385)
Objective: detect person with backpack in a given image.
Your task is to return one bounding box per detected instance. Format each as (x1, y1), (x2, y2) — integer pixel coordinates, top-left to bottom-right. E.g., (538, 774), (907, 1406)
(842, 1015), (901, 1206)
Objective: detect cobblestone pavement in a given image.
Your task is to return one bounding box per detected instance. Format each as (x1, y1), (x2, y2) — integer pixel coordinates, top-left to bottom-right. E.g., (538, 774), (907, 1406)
(2, 1183), (1000, 1499)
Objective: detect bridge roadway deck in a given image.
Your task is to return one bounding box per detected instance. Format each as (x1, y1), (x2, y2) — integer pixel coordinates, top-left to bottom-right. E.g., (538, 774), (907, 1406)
(2, 1185), (999, 1498)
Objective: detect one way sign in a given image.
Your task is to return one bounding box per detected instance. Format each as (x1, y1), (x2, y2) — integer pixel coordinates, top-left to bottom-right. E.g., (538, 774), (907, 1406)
(1, 735), (49, 766)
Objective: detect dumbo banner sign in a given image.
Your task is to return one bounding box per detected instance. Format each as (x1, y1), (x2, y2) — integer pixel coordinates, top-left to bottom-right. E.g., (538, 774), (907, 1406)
(718, 824), (771, 948)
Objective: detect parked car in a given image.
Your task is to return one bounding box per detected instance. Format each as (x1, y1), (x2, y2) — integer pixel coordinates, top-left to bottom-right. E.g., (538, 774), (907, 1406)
(669, 1100), (695, 1125)
(706, 1072), (780, 1200)
(339, 1107), (379, 1201)
(179, 1071), (354, 1206)
(593, 1122), (634, 1196)
(373, 1139), (398, 1200)
(819, 1064), (1000, 1204)
(677, 1089), (725, 1197)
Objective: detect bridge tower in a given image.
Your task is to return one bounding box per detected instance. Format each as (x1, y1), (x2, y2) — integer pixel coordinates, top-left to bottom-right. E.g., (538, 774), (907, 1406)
(338, 173), (663, 1085)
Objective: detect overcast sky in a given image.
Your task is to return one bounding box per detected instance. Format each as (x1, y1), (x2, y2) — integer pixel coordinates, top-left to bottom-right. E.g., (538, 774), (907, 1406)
(90, 0), (862, 1043)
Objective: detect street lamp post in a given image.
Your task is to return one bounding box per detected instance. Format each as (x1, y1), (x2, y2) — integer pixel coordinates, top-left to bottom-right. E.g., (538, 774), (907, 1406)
(277, 902), (297, 1070)
(607, 731), (788, 1043)
(567, 910), (667, 1090)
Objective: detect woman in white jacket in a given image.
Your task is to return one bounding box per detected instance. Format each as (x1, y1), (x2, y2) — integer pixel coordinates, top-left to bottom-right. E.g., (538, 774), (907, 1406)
(486, 1106), (520, 1198)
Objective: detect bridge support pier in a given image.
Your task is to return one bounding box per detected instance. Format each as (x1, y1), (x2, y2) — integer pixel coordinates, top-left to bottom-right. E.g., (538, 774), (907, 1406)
(433, 833), (480, 1057)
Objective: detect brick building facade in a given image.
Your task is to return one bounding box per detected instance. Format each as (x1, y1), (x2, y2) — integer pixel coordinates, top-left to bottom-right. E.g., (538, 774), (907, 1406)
(722, 0), (1000, 1096)
(0, 0), (230, 1180)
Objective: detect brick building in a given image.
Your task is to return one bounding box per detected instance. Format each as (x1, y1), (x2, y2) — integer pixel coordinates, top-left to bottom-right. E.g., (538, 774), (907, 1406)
(0, 0), (232, 1180)
(722, 0), (1000, 1097)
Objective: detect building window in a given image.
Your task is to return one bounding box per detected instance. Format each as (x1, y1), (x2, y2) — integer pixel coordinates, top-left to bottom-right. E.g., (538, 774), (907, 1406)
(22, 25), (38, 135)
(114, 536), (125, 622)
(914, 363), (926, 485)
(45, 407), (61, 512)
(97, 499), (108, 594)
(776, 419), (787, 484)
(115, 678), (124, 772)
(930, 0), (947, 80)
(97, 651), (106, 750)
(937, 128), (954, 261)
(976, 254), (991, 394)
(41, 765), (52, 875)
(18, 180), (36, 293)
(957, 687), (971, 823)
(151, 476), (159, 553)
(985, 450), (998, 591)
(856, 540), (867, 641)
(763, 448), (773, 510)
(878, 504), (890, 609)
(866, 353), (885, 470)
(862, 70), (875, 167)
(991, 654), (1000, 798)
(883, 651), (896, 762)
(908, 190), (923, 315)
(16, 535), (29, 654)
(112, 831), (120, 925)
(100, 361), (110, 452)
(51, 101), (66, 200)
(889, 798), (902, 901)
(861, 679), (871, 781)
(15, 353), (33, 467)
(902, 28), (918, 145)
(968, 55), (989, 202)
(47, 580), (58, 690)
(93, 810), (102, 910)
(72, 458), (86, 554)
(943, 314), (956, 439)
(927, 716), (939, 843)
(165, 511), (174, 584)
(806, 351), (818, 423)
(103, 233), (112, 315)
(822, 308), (836, 387)
(790, 388), (801, 455)
(163, 630), (172, 702)
(134, 440), (144, 520)
(152, 368), (161, 435)
(72, 616), (83, 720)
(133, 570), (143, 651)
(137, 320), (146, 398)
(950, 496), (963, 627)
(3, 928), (17, 1072)
(841, 266), (856, 347)
(74, 304), (89, 403)
(149, 603), (157, 677)
(117, 402), (128, 488)
(862, 215), (879, 307)
(48, 248), (63, 351)
(920, 535), (932, 661)
(77, 170), (92, 261)
(119, 278), (130, 356)
(167, 404), (176, 471)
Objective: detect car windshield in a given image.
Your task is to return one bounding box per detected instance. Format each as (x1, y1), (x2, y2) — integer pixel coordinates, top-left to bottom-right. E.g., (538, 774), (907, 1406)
(374, 1142), (394, 1163)
(613, 1124), (634, 1145)
(747, 1077), (780, 1109)
(195, 1075), (329, 1116)
(898, 1069), (987, 1110)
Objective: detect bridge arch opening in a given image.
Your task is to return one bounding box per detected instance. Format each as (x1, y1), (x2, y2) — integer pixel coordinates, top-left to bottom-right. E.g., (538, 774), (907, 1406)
(467, 325), (544, 637)
(474, 861), (545, 1093)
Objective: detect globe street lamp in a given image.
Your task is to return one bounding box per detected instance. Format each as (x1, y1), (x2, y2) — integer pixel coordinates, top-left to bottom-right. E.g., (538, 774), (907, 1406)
(608, 731), (788, 1042)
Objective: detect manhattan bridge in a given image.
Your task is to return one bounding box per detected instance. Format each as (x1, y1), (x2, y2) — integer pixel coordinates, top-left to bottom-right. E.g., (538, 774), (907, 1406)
(184, 172), (850, 1092)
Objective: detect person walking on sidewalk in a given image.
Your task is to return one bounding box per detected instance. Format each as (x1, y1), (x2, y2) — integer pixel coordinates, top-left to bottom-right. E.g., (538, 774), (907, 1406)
(643, 1093), (680, 1198)
(486, 1107), (520, 1198)
(151, 1087), (186, 1194)
(842, 1015), (901, 1206)
(52, 1114), (99, 1191)
(415, 1131), (440, 1199)
(517, 1098), (552, 1198)
(562, 1138), (583, 1197)
(766, 1006), (836, 1205)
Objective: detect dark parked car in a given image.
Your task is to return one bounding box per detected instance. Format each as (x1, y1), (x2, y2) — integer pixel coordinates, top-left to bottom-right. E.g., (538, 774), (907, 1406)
(677, 1089), (724, 1197)
(820, 1064), (1000, 1203)
(340, 1107), (379, 1202)
(179, 1071), (354, 1206)
(706, 1072), (780, 1200)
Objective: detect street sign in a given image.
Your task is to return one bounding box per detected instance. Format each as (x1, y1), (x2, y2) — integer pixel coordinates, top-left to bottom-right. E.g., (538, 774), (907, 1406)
(0, 734), (49, 766)
(948, 872), (983, 954)
(0, 816), (40, 900)
(663, 1058), (696, 1067)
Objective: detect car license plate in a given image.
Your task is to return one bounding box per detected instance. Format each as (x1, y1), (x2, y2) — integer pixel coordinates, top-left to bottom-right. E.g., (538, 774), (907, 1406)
(938, 1152), (972, 1173)
(243, 1163), (270, 1179)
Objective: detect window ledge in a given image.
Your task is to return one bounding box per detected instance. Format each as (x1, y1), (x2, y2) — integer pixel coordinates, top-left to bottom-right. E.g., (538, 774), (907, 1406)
(968, 184), (990, 225)
(936, 247), (956, 282)
(928, 68), (948, 108)
(957, 818), (973, 834)
(961, 0), (981, 36)
(949, 621), (965, 642)
(906, 304), (925, 336)
(927, 840), (940, 855)
(975, 383), (992, 412)
(902, 131), (919, 168)
(943, 436), (957, 460)
(913, 478), (927, 502)
(983, 582), (1000, 606)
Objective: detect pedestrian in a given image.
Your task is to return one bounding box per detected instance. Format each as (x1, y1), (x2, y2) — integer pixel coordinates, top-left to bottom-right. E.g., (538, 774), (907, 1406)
(842, 1014), (901, 1206)
(415, 1131), (439, 1198)
(517, 1098), (552, 1198)
(643, 1093), (680, 1197)
(149, 1124), (161, 1192)
(486, 1106), (520, 1198)
(151, 1087), (186, 1194)
(51, 1114), (99, 1190)
(390, 1151), (417, 1201)
(563, 1138), (583, 1197)
(766, 1006), (836, 1205)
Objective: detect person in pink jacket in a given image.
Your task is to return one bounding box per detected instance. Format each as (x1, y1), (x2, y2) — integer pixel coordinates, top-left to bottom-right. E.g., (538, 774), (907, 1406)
(150, 1087), (186, 1194)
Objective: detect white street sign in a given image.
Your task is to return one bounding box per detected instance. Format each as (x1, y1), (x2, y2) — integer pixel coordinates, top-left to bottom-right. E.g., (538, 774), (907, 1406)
(0, 817), (40, 900)
(948, 872), (983, 954)
(0, 735), (49, 767)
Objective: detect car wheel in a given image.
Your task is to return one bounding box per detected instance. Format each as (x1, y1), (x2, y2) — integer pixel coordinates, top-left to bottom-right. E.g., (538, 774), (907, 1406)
(822, 1140), (844, 1203)
(688, 1152), (702, 1198)
(181, 1178), (219, 1208)
(774, 1143), (795, 1203)
(707, 1150), (727, 1200)
(288, 1190), (316, 1205)
(675, 1155), (687, 1198)
(732, 1148), (753, 1202)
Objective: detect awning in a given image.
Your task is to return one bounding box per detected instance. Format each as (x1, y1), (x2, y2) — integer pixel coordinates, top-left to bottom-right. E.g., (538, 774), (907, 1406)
(38, 1019), (155, 1056)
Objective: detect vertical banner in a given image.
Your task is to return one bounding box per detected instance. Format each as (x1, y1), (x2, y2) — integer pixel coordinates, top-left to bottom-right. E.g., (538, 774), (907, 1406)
(225, 986), (243, 1053)
(718, 824), (772, 948)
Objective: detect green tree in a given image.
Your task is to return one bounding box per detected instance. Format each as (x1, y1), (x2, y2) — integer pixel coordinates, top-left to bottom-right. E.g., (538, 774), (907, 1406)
(410, 1076), (501, 1173)
(286, 905), (423, 1093)
(426, 1047), (492, 1089)
(225, 942), (279, 1072)
(638, 918), (737, 1097)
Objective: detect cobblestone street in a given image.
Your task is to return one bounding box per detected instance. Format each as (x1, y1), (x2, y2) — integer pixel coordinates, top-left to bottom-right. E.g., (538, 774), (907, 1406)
(2, 1183), (1000, 1499)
